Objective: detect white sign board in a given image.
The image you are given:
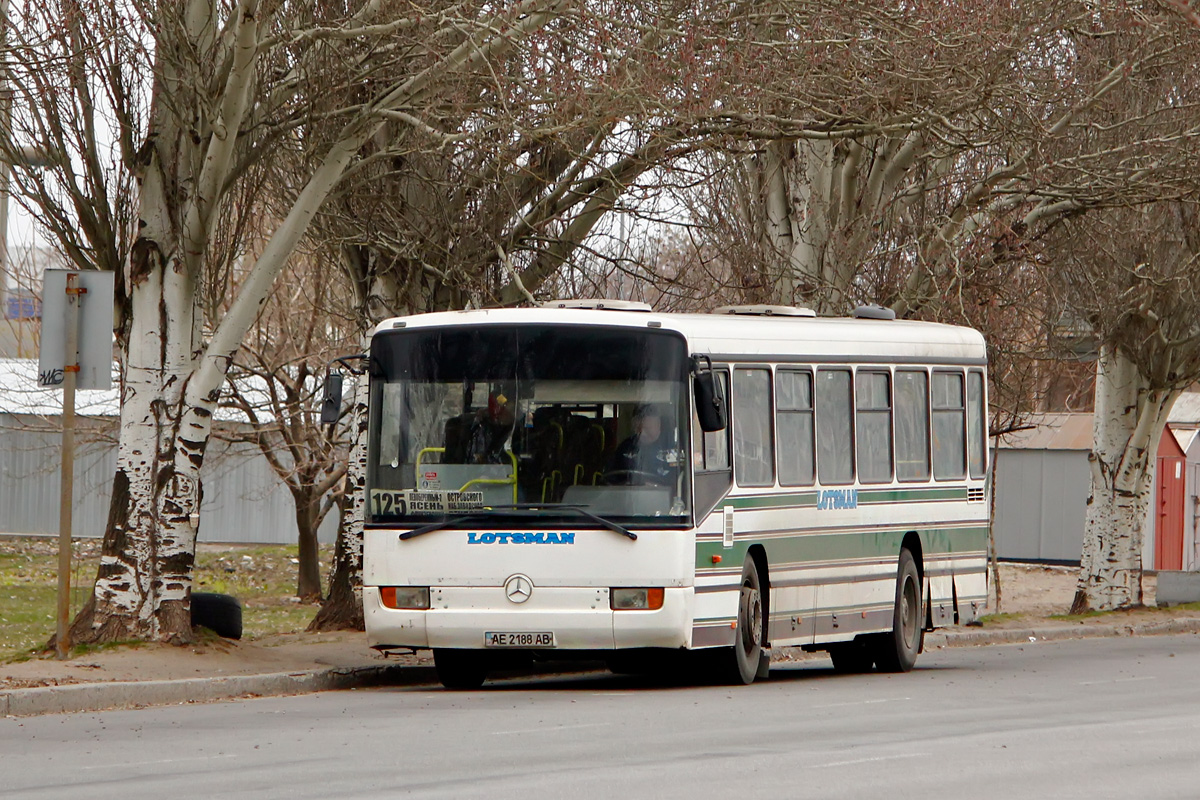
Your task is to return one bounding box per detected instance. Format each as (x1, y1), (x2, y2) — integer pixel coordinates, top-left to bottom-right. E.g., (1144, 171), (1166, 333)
(37, 270), (116, 390)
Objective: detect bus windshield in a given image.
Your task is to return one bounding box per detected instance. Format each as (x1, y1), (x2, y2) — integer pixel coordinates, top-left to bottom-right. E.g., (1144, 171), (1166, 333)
(367, 324), (691, 528)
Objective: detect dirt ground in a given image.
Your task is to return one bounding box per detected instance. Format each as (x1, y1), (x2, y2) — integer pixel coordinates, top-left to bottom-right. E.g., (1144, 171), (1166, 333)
(0, 563), (1190, 691)
(992, 562), (1112, 618)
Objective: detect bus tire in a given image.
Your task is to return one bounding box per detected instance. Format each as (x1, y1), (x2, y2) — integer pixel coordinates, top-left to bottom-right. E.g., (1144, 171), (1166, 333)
(724, 555), (765, 685)
(433, 649), (489, 690)
(873, 548), (922, 673)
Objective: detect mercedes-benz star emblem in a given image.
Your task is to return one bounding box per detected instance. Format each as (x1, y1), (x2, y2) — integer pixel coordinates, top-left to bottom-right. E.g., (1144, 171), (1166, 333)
(504, 574), (533, 604)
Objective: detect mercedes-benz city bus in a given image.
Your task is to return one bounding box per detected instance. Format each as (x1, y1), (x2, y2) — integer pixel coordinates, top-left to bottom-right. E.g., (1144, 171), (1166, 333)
(351, 300), (989, 688)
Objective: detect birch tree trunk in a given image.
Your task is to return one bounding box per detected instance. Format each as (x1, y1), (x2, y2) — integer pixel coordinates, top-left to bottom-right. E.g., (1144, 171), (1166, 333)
(744, 134), (922, 315)
(1071, 346), (1177, 613)
(67, 2), (215, 640)
(64, 0), (567, 645)
(71, 237), (207, 642)
(752, 139), (842, 312)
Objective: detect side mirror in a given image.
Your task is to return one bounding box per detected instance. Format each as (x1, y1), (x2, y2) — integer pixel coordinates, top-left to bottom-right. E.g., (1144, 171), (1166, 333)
(692, 356), (726, 433)
(320, 372), (344, 426)
(318, 353), (368, 426)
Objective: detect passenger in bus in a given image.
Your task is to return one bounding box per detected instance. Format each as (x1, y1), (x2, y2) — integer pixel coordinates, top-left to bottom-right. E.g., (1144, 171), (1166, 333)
(612, 405), (678, 485)
(466, 391), (515, 464)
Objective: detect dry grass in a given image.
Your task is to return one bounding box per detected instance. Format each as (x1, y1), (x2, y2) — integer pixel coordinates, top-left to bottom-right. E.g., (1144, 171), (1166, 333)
(0, 536), (330, 659)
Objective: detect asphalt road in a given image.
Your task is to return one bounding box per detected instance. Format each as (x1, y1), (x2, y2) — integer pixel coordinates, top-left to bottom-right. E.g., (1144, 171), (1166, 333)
(4, 636), (1200, 799)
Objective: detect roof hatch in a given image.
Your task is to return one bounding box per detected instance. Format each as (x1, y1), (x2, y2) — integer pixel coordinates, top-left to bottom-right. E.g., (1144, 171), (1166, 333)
(713, 304), (816, 317)
(542, 298), (653, 312)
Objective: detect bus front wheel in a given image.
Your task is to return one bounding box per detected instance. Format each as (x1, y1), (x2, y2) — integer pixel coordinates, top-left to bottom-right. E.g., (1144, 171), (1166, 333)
(433, 649), (489, 690)
(873, 548), (922, 673)
(723, 555), (765, 685)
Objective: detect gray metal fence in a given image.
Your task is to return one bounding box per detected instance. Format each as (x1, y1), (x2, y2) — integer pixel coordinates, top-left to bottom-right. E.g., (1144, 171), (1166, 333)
(0, 413), (337, 544)
(993, 448), (1089, 563)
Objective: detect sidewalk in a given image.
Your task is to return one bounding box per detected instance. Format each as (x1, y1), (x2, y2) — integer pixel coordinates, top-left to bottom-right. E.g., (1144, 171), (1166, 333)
(4, 563), (1198, 717)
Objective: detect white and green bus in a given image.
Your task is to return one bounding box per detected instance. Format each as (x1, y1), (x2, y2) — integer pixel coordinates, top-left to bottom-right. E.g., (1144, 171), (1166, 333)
(353, 300), (989, 688)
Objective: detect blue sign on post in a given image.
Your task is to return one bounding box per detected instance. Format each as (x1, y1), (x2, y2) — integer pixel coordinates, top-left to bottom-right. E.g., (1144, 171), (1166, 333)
(4, 293), (40, 320)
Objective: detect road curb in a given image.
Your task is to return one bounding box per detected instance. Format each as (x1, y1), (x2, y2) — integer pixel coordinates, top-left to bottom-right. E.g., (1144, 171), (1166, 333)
(0, 663), (438, 718)
(927, 616), (1200, 649)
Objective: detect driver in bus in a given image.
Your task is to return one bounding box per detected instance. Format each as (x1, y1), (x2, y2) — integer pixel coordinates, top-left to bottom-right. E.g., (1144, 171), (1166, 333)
(612, 404), (678, 485)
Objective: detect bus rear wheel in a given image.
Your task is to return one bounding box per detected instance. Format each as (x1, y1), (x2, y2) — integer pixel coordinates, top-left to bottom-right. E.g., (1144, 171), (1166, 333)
(433, 649), (489, 690)
(722, 555), (765, 685)
(873, 548), (922, 673)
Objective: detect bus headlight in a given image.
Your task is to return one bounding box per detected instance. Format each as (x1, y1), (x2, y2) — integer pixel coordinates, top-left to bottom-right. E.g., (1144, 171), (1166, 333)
(379, 586), (430, 609)
(610, 588), (664, 611)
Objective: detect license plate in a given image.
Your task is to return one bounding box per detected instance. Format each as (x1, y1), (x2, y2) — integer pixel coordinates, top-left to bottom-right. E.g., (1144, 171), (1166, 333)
(484, 631), (555, 648)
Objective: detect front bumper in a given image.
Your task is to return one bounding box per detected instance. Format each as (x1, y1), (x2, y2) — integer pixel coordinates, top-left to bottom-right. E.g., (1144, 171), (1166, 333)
(364, 585), (693, 650)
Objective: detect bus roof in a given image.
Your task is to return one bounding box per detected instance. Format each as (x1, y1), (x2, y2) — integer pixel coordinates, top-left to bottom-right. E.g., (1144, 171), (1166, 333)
(371, 306), (987, 365)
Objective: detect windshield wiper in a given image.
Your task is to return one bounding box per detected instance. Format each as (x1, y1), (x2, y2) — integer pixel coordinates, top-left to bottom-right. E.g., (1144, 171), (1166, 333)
(399, 504), (636, 541)
(399, 509), (510, 540)
(493, 504), (637, 540)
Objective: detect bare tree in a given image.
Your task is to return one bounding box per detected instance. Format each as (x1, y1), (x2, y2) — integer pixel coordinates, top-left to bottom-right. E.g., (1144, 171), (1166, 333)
(220, 248), (357, 601)
(1048, 203), (1200, 611)
(306, 0), (771, 629)
(3, 0), (581, 644)
(0, 1), (138, 279)
(679, 3), (1200, 311)
(659, 1), (1200, 610)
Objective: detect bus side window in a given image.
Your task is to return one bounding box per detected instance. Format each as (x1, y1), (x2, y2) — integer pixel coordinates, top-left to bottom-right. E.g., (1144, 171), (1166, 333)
(815, 368), (854, 485)
(693, 371), (730, 471)
(967, 370), (987, 479)
(855, 370), (893, 484)
(776, 369), (814, 486)
(932, 371), (966, 480)
(693, 370), (732, 518)
(733, 368), (774, 487)
(895, 369), (931, 482)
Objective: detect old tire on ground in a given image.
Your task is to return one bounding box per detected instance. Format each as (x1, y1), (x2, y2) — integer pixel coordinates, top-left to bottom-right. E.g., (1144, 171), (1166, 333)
(191, 592), (243, 640)
(828, 640), (874, 673)
(722, 555), (765, 685)
(873, 548), (922, 673)
(433, 649), (489, 690)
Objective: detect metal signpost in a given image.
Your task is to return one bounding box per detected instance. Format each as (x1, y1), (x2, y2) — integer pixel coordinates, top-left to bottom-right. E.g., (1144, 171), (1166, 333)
(37, 269), (114, 659)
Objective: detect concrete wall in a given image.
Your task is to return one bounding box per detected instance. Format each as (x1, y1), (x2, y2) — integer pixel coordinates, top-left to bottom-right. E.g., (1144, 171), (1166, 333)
(0, 414), (337, 545)
(993, 448), (1090, 563)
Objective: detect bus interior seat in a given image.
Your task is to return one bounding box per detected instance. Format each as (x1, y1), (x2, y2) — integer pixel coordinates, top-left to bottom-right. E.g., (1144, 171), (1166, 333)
(563, 416), (607, 486)
(524, 407), (568, 501)
(442, 413), (474, 463)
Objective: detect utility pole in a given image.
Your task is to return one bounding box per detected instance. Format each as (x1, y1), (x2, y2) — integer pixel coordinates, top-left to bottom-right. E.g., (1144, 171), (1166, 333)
(38, 269), (114, 659)
(54, 272), (82, 659)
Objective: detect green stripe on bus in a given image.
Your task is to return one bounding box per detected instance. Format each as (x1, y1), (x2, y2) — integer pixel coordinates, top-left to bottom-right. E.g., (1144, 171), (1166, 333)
(695, 525), (989, 571)
(723, 492), (818, 510)
(858, 486), (968, 503)
(722, 485), (969, 511)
